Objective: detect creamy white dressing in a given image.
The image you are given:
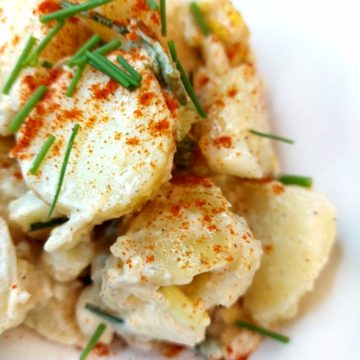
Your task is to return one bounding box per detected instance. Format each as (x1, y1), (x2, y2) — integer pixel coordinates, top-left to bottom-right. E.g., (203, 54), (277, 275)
(0, 0), (336, 357)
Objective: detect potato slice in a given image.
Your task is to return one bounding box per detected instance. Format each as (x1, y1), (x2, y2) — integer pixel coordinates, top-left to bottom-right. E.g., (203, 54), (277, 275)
(41, 237), (95, 282)
(0, 0), (91, 135)
(25, 282), (84, 345)
(0, 138), (27, 219)
(217, 178), (336, 326)
(14, 50), (175, 252)
(108, 177), (261, 304)
(76, 285), (114, 345)
(100, 177), (261, 346)
(196, 65), (278, 178)
(9, 191), (62, 234)
(0, 217), (52, 334)
(199, 303), (260, 360)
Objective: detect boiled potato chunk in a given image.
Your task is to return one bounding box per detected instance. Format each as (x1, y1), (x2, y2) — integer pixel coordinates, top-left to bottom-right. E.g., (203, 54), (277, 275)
(180, 0), (249, 47)
(0, 217), (52, 334)
(0, 138), (27, 219)
(9, 191), (62, 234)
(25, 282), (84, 345)
(226, 180), (336, 326)
(109, 177), (261, 300)
(196, 65), (278, 178)
(0, 0), (90, 135)
(160, 285), (209, 329)
(0, 217), (30, 334)
(41, 237), (95, 282)
(199, 303), (260, 360)
(15, 50), (175, 252)
(100, 280), (210, 346)
(76, 285), (114, 345)
(101, 177), (261, 345)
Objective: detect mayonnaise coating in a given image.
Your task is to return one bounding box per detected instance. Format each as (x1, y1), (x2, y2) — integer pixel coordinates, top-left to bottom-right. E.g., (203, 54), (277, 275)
(99, 177), (261, 345)
(15, 49), (176, 252)
(196, 65), (278, 178)
(0, 217), (52, 335)
(0, 0), (90, 135)
(216, 177), (336, 326)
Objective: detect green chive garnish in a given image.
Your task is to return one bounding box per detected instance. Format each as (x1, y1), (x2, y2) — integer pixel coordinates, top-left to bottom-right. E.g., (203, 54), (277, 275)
(189, 71), (194, 86)
(2, 36), (37, 95)
(279, 175), (313, 188)
(79, 323), (107, 360)
(168, 40), (178, 61)
(41, 60), (54, 69)
(66, 64), (86, 97)
(168, 40), (207, 118)
(249, 129), (294, 144)
(86, 52), (135, 89)
(73, 39), (121, 65)
(93, 40), (121, 56)
(49, 124), (80, 216)
(235, 320), (290, 344)
(67, 40), (121, 96)
(26, 21), (65, 66)
(8, 85), (48, 133)
(190, 2), (210, 36)
(146, 0), (159, 10)
(68, 34), (102, 66)
(117, 55), (142, 83)
(29, 135), (56, 175)
(86, 303), (124, 325)
(40, 0), (112, 23)
(61, 1), (129, 35)
(30, 217), (68, 231)
(160, 0), (166, 36)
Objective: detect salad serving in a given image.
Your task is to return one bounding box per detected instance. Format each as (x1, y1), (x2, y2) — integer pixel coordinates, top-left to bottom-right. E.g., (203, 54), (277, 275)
(0, 0), (336, 359)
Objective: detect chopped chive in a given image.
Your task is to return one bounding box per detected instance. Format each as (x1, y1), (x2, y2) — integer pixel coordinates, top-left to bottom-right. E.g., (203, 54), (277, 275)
(279, 175), (313, 188)
(249, 129), (295, 144)
(73, 39), (121, 65)
(117, 55), (142, 83)
(2, 36), (37, 95)
(86, 303), (124, 325)
(67, 40), (121, 97)
(87, 52), (131, 87)
(29, 135), (56, 175)
(60, 1), (129, 35)
(190, 2), (210, 36)
(79, 323), (107, 360)
(168, 40), (178, 61)
(40, 0), (112, 23)
(49, 124), (80, 216)
(68, 34), (102, 66)
(66, 64), (86, 97)
(235, 320), (290, 343)
(160, 0), (166, 36)
(168, 40), (207, 118)
(8, 85), (48, 133)
(88, 59), (129, 88)
(86, 51), (134, 88)
(41, 60), (54, 69)
(175, 136), (196, 169)
(189, 71), (194, 86)
(94, 40), (121, 56)
(30, 217), (68, 231)
(26, 21), (65, 66)
(146, 0), (159, 10)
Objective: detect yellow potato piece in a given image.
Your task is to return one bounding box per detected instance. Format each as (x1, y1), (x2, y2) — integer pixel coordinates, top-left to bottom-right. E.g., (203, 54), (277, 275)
(219, 179), (336, 326)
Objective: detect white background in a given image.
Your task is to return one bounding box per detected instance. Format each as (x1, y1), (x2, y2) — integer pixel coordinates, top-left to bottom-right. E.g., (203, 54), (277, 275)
(1, 0), (360, 359)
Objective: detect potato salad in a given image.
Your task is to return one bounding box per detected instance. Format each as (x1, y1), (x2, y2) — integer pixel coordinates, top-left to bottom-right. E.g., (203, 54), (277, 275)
(0, 0), (336, 359)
